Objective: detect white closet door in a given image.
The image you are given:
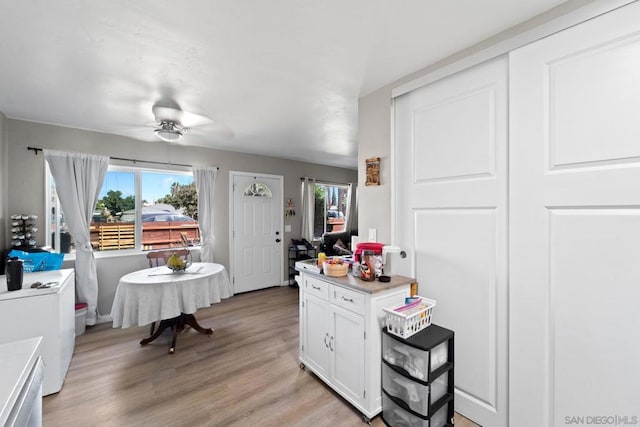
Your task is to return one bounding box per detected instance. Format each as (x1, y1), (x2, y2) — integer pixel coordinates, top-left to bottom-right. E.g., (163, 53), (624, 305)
(394, 56), (508, 427)
(510, 3), (640, 426)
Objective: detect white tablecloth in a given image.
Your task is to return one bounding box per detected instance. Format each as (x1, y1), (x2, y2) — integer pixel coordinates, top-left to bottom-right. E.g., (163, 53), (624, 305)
(110, 262), (233, 328)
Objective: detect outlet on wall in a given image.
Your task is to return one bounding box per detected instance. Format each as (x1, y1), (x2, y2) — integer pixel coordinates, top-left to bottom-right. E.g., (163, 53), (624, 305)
(284, 224), (291, 232)
(368, 228), (377, 242)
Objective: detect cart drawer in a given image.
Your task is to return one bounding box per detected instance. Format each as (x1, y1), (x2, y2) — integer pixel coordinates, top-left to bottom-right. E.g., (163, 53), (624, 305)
(331, 285), (364, 315)
(382, 332), (449, 382)
(304, 276), (329, 301)
(382, 362), (448, 417)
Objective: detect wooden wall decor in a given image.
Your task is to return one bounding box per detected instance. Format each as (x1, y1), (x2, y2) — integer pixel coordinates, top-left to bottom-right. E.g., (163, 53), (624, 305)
(365, 157), (380, 186)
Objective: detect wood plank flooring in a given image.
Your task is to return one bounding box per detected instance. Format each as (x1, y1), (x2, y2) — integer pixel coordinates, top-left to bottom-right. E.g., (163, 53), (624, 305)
(43, 286), (478, 427)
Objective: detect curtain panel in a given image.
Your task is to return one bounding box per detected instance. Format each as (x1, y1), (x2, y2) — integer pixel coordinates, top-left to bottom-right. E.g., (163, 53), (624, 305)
(193, 166), (218, 263)
(44, 149), (109, 325)
(300, 177), (315, 241)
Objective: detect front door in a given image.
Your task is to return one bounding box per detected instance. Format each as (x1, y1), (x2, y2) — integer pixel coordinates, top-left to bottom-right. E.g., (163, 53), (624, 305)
(231, 172), (283, 293)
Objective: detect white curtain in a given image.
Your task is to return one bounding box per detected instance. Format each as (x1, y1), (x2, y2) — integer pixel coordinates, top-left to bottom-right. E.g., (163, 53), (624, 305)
(344, 182), (357, 232)
(193, 166), (218, 262)
(300, 177), (315, 241)
(44, 149), (109, 326)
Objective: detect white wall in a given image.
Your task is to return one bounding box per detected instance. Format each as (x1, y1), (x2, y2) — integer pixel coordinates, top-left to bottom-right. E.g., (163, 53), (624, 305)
(6, 118), (356, 317)
(0, 112), (7, 251)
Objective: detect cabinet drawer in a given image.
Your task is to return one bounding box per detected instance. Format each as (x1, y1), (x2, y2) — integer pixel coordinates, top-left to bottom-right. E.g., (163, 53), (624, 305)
(382, 362), (448, 417)
(331, 285), (364, 315)
(382, 332), (449, 382)
(382, 391), (449, 427)
(304, 276), (329, 301)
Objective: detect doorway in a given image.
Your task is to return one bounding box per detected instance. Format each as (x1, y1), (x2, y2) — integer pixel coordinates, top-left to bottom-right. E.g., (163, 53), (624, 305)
(229, 171), (284, 293)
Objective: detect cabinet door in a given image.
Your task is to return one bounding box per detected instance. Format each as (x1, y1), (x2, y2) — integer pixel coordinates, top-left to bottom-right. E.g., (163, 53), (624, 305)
(330, 305), (365, 406)
(302, 293), (330, 378)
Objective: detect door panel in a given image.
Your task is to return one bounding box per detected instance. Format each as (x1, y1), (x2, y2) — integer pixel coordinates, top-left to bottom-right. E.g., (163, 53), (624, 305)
(510, 3), (640, 425)
(303, 293), (330, 378)
(232, 173), (283, 293)
(331, 305), (365, 405)
(415, 209), (498, 410)
(394, 56), (508, 427)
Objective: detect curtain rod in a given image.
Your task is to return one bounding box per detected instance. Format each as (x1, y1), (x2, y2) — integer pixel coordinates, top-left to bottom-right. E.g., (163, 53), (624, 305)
(300, 176), (351, 186)
(27, 146), (218, 170)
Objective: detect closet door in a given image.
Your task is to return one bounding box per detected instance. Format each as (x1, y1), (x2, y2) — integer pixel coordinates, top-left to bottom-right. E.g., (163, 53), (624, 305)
(510, 3), (640, 426)
(394, 56), (508, 427)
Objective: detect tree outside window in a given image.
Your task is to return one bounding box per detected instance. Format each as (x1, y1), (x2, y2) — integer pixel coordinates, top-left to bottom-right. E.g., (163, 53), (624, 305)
(48, 167), (199, 253)
(313, 183), (348, 239)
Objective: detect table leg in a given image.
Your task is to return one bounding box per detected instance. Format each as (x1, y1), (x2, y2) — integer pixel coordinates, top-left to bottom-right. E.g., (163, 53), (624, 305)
(184, 314), (214, 335)
(140, 319), (173, 346)
(169, 322), (178, 354)
(139, 314), (213, 354)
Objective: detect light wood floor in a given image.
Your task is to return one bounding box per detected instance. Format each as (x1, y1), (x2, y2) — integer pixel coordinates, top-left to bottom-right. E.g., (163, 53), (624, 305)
(43, 286), (478, 427)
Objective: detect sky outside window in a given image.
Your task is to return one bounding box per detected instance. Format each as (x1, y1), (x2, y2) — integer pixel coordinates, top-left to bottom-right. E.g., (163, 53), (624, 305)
(99, 171), (194, 204)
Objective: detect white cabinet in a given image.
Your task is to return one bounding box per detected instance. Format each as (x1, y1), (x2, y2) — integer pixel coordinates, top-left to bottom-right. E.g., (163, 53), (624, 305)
(298, 271), (411, 420)
(0, 269), (75, 396)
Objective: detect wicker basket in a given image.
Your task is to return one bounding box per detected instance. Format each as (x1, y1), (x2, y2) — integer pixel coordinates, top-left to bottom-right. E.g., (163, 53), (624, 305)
(383, 296), (437, 338)
(323, 262), (348, 277)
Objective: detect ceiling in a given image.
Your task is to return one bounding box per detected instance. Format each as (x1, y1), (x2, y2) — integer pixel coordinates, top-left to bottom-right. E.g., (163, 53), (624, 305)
(0, 0), (568, 169)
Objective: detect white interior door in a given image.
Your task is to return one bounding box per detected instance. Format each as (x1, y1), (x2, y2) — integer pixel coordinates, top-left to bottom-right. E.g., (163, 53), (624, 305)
(510, 3), (640, 426)
(394, 56), (508, 427)
(231, 172), (283, 293)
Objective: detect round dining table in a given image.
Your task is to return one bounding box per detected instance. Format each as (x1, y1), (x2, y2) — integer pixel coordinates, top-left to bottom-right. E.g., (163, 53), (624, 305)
(110, 262), (233, 353)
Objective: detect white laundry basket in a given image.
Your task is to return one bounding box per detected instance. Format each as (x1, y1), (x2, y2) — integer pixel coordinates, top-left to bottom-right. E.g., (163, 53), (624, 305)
(75, 303), (88, 336)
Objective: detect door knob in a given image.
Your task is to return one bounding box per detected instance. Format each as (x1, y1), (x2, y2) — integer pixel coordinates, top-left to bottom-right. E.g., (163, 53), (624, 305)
(276, 238), (281, 243)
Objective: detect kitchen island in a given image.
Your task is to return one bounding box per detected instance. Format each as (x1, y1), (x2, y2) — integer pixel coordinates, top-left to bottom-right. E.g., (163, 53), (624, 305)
(296, 260), (414, 422)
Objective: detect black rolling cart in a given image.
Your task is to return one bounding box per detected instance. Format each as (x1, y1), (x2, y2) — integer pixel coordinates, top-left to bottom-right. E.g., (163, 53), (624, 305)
(288, 242), (316, 286)
(381, 324), (455, 427)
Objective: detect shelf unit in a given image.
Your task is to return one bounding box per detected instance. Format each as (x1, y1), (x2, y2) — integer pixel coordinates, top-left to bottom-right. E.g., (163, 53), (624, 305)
(381, 324), (455, 427)
(288, 245), (316, 286)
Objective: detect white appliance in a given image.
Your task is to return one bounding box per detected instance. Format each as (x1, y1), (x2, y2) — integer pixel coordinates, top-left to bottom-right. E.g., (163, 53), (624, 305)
(382, 246), (409, 277)
(0, 337), (44, 427)
(0, 269), (75, 396)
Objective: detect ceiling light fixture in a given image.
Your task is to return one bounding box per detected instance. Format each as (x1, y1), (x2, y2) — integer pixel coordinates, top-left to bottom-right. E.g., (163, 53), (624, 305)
(154, 120), (183, 142)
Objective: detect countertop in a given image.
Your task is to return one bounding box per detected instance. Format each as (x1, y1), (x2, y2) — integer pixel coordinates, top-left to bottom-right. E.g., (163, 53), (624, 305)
(0, 337), (42, 426)
(0, 269), (74, 300)
(295, 259), (414, 294)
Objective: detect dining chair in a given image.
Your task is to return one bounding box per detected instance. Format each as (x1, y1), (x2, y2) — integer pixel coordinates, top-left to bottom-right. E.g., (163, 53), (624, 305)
(146, 249), (189, 268)
(145, 249), (190, 335)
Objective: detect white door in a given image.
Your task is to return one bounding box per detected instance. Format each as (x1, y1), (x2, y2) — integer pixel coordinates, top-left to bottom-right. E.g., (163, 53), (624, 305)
(394, 57), (508, 427)
(331, 305), (365, 406)
(231, 172), (283, 293)
(510, 4), (640, 426)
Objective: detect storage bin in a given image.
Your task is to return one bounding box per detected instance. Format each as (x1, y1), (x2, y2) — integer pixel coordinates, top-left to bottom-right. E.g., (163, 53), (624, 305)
(383, 332), (449, 381)
(382, 391), (449, 427)
(382, 362), (448, 417)
(384, 296), (436, 338)
(75, 303), (88, 336)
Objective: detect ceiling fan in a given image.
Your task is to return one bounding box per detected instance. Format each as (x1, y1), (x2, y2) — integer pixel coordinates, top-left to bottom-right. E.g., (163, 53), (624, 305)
(152, 104), (198, 142)
(139, 102), (234, 144)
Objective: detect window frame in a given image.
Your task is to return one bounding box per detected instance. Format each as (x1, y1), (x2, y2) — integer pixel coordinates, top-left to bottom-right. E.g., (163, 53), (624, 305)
(46, 162), (198, 256)
(313, 181), (350, 239)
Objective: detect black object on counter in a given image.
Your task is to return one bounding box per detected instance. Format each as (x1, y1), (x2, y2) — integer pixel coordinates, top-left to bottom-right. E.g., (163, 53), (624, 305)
(5, 257), (24, 291)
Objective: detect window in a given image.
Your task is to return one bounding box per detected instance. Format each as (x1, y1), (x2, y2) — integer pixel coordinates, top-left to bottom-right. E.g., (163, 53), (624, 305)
(313, 183), (349, 239)
(47, 165), (199, 253)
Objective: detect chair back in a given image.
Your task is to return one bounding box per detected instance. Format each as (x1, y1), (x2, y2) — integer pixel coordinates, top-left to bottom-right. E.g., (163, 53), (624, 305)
(146, 249), (190, 268)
